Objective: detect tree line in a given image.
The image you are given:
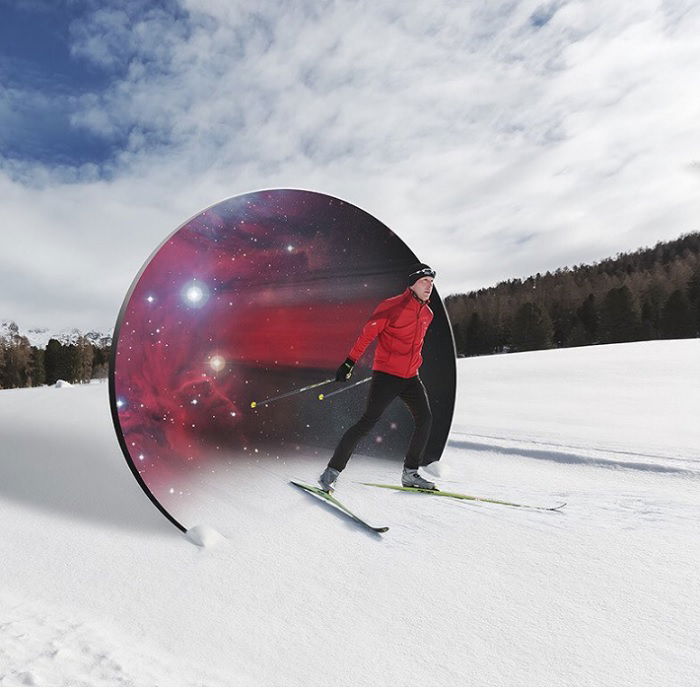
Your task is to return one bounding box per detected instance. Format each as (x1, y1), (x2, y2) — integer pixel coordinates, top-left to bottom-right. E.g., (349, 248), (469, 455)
(0, 326), (110, 389)
(445, 232), (700, 356)
(3, 233), (699, 385)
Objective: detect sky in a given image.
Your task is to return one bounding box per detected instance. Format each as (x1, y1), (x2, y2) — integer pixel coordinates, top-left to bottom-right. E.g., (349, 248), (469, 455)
(1, 0), (700, 331)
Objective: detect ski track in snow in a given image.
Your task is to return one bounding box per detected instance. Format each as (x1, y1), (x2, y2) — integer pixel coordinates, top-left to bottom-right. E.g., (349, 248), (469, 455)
(447, 432), (698, 476)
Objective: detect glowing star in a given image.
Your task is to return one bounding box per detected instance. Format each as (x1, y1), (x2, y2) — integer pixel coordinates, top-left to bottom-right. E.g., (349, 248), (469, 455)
(146, 295), (155, 303)
(286, 245), (294, 252)
(191, 399), (198, 405)
(181, 280), (209, 307)
(116, 398), (126, 409)
(209, 355), (226, 372)
(187, 285), (203, 302)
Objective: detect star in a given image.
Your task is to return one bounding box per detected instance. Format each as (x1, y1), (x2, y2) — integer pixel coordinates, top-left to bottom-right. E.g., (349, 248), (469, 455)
(181, 280), (210, 307)
(209, 355), (226, 372)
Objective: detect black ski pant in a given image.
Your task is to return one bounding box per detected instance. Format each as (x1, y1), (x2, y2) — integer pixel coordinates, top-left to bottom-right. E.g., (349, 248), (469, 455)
(329, 370), (432, 472)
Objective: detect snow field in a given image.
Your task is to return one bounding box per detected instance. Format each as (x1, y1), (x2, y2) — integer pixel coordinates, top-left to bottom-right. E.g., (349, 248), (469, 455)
(0, 339), (698, 685)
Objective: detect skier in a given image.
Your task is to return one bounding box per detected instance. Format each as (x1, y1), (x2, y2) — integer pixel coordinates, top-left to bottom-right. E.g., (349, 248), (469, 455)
(319, 263), (438, 493)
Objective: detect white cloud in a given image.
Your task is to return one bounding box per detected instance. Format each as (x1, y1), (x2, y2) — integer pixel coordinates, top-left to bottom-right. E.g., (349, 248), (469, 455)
(1, 0), (700, 329)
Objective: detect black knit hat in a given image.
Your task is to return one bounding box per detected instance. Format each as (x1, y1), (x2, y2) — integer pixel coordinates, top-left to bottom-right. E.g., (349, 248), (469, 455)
(408, 263), (436, 286)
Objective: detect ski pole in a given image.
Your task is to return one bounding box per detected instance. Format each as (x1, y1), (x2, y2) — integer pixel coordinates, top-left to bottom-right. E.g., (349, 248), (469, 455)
(318, 376), (372, 400)
(250, 378), (334, 408)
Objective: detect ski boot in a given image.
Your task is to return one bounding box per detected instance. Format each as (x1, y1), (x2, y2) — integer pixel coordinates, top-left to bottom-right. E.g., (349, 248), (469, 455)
(319, 466), (340, 493)
(401, 467), (436, 491)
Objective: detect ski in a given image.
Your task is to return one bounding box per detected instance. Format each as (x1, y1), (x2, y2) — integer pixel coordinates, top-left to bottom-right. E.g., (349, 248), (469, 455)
(290, 481), (389, 533)
(361, 483), (566, 512)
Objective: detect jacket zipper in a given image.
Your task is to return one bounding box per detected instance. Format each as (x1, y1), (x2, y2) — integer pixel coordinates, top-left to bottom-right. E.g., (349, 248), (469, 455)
(407, 302), (422, 377)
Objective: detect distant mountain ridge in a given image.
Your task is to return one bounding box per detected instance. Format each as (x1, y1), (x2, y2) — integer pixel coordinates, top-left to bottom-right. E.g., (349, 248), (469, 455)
(0, 321), (112, 349)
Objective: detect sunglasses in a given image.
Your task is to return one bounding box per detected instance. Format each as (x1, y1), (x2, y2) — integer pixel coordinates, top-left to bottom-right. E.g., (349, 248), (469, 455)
(409, 268), (436, 281)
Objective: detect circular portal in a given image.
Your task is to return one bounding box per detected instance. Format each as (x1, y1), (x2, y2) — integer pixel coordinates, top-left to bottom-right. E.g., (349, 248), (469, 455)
(109, 189), (456, 532)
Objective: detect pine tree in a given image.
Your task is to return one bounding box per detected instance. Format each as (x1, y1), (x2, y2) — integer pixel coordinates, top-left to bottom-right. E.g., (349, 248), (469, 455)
(688, 265), (700, 333)
(68, 337), (94, 384)
(29, 347), (46, 387)
(566, 319), (590, 347)
(91, 345), (110, 380)
(511, 302), (554, 352)
(640, 281), (668, 339)
(45, 339), (70, 385)
(576, 294), (599, 342)
(549, 301), (576, 348)
(0, 334), (31, 388)
(464, 312), (484, 355)
(599, 286), (641, 343)
(16, 336), (32, 387)
(661, 289), (696, 339)
(81, 338), (95, 382)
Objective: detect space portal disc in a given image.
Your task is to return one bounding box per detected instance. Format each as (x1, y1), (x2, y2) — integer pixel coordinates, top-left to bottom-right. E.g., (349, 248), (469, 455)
(109, 189), (456, 532)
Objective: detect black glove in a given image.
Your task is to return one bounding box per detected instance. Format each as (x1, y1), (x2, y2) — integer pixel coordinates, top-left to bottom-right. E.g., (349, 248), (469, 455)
(335, 357), (355, 382)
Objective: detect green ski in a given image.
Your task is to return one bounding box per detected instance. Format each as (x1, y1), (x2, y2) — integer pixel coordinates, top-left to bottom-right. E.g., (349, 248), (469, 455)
(290, 481), (389, 533)
(361, 483), (566, 512)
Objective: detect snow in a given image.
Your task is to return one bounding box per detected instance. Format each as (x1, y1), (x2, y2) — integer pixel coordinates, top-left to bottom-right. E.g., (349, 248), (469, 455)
(0, 321), (112, 349)
(185, 524), (225, 548)
(1, 339), (699, 685)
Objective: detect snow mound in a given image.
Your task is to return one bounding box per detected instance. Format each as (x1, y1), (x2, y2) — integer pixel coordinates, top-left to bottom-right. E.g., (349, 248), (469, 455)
(185, 524), (225, 548)
(54, 380), (73, 388)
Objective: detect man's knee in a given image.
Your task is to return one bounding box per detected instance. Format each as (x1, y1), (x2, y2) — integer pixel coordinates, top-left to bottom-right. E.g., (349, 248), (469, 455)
(354, 414), (380, 434)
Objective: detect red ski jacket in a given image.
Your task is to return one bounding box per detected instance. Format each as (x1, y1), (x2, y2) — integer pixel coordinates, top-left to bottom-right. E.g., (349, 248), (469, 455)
(348, 288), (434, 378)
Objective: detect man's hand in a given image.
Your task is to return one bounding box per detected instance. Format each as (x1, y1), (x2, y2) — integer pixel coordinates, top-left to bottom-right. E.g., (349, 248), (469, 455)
(335, 358), (355, 382)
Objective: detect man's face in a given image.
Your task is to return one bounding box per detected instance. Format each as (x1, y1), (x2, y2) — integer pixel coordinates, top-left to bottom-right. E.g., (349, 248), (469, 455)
(411, 276), (434, 301)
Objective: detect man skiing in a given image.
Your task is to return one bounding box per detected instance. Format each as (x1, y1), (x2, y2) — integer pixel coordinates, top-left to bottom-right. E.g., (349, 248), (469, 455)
(319, 263), (437, 493)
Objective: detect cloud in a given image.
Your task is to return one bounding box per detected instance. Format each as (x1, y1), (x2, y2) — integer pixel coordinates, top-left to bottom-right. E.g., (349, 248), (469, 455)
(1, 0), (700, 329)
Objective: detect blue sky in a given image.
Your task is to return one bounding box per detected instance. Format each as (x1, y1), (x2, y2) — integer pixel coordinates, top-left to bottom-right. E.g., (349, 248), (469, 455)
(0, 0), (118, 166)
(1, 0), (700, 330)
